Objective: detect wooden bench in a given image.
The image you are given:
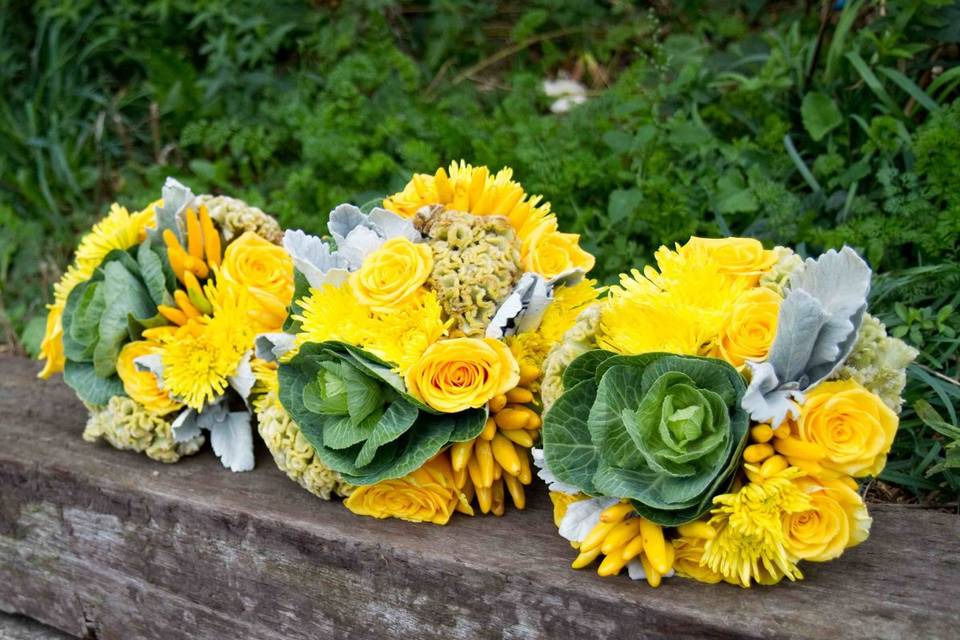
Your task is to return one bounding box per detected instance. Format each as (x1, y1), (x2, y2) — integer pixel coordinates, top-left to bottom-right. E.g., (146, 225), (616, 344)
(1, 355), (957, 639)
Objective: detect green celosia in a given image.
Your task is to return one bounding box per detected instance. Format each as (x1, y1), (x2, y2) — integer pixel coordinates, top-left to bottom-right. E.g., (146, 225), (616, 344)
(414, 206), (522, 337)
(83, 396), (203, 463)
(541, 305), (600, 411)
(759, 246), (804, 296)
(196, 194), (284, 245)
(833, 313), (918, 413)
(256, 391), (353, 499)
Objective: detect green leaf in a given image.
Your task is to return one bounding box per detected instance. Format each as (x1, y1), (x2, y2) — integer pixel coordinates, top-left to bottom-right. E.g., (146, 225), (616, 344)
(542, 379), (601, 495)
(63, 360), (124, 406)
(714, 170), (758, 214)
(801, 92), (843, 142)
(93, 260), (156, 378)
(137, 241), (170, 306)
(562, 349), (617, 391)
(354, 398), (418, 467)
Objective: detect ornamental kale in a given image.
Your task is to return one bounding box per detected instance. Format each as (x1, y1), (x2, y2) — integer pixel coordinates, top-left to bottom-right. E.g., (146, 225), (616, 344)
(60, 241), (175, 405)
(542, 351), (749, 526)
(278, 341), (487, 485)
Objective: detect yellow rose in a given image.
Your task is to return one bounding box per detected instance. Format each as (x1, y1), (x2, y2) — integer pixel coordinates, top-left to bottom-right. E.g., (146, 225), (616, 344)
(796, 379), (898, 477)
(522, 222), (595, 279)
(349, 237), (433, 312)
(405, 337), (520, 413)
(343, 454), (468, 525)
(116, 340), (182, 415)
(37, 303), (65, 379)
(221, 231), (295, 331)
(783, 477), (871, 562)
(684, 237), (778, 282)
(716, 287), (781, 367)
(672, 537), (724, 584)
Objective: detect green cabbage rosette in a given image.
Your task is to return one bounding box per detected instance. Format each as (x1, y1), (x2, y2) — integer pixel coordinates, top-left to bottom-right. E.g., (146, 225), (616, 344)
(278, 341), (487, 485)
(61, 241), (174, 405)
(542, 351), (750, 526)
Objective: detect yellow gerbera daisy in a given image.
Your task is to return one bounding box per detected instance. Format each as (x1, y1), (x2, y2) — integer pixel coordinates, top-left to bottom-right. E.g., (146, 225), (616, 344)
(38, 202), (158, 379)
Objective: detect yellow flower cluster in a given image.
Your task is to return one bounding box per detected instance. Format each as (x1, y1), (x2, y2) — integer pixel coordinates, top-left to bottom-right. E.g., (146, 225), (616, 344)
(678, 377), (890, 587)
(38, 202), (157, 379)
(383, 161), (594, 279)
(597, 237), (780, 366)
(507, 279), (599, 374)
(296, 282), (449, 375)
(344, 454), (470, 525)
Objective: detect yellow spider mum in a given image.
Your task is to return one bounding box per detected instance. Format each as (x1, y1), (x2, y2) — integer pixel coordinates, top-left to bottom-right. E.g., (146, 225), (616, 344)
(507, 280), (599, 370)
(702, 466), (811, 587)
(295, 283), (448, 375)
(159, 278), (257, 410)
(383, 161), (594, 278)
(38, 202), (158, 379)
(597, 242), (754, 357)
(538, 280), (600, 344)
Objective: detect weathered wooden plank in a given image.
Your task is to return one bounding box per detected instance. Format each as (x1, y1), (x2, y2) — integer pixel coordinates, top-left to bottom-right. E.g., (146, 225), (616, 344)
(0, 613), (72, 640)
(0, 354), (957, 640)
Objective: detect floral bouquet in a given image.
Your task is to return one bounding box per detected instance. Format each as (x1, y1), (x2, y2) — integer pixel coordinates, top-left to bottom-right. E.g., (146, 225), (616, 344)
(537, 237), (917, 587)
(257, 161), (598, 523)
(39, 178), (293, 471)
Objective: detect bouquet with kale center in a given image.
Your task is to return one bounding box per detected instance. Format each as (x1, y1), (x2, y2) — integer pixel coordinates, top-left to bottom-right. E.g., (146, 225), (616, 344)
(261, 161), (598, 524)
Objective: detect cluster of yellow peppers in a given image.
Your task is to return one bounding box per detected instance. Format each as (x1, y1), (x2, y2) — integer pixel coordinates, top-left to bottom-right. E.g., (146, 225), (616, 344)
(568, 502), (704, 588)
(155, 205), (221, 327)
(742, 423), (858, 490)
(448, 363), (542, 516)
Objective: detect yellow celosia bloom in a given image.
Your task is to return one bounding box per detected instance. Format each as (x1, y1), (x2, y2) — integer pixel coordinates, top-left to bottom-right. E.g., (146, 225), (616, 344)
(295, 283), (448, 374)
(160, 277), (257, 410)
(383, 161), (593, 278)
(38, 202), (157, 378)
(702, 466), (811, 588)
(597, 241), (756, 356)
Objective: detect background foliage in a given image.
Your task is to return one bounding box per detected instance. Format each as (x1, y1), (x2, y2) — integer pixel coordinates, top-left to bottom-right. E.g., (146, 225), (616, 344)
(1, 0), (958, 505)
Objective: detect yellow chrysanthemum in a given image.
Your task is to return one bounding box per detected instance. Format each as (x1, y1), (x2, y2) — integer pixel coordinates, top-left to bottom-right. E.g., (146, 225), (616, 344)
(384, 161), (593, 278)
(38, 202), (158, 379)
(597, 241), (755, 356)
(539, 280), (600, 344)
(702, 466), (811, 588)
(160, 278), (256, 410)
(295, 283), (448, 375)
(507, 280), (599, 371)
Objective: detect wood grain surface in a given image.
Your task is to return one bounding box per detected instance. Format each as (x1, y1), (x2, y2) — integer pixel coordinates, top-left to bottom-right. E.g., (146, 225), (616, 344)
(1, 355), (957, 639)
